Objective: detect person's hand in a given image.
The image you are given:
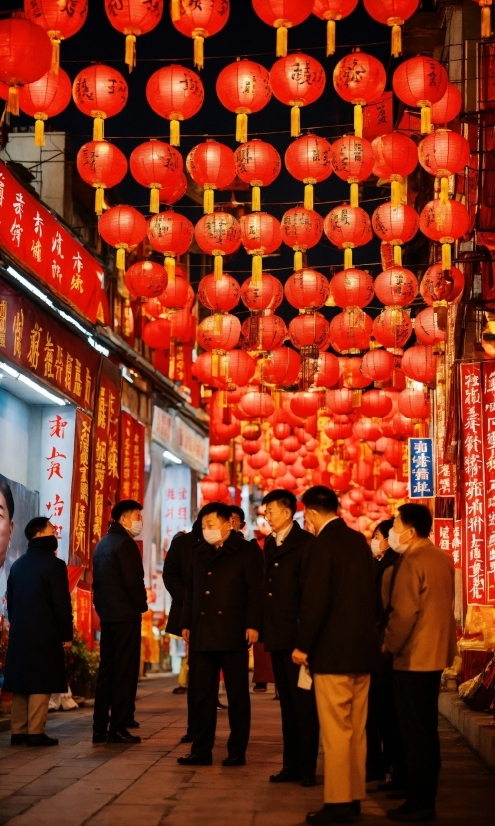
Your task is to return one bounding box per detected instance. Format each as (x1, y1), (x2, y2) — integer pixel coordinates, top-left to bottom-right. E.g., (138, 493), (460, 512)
(246, 628), (259, 646)
(292, 648), (308, 666)
(63, 641), (72, 652)
(182, 628), (190, 643)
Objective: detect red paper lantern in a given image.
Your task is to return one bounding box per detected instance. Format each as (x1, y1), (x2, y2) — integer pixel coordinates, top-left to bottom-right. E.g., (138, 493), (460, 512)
(361, 389), (393, 418)
(331, 135), (375, 207)
(274, 422), (291, 439)
(414, 307), (446, 347)
(419, 199), (470, 271)
(342, 356), (371, 388)
(371, 132), (418, 206)
(198, 273), (240, 312)
(361, 349), (395, 383)
(223, 350), (257, 386)
(195, 212), (242, 279)
(418, 130), (470, 203)
(285, 134), (333, 209)
(329, 268), (374, 309)
(398, 389), (430, 419)
(73, 64), (128, 141)
(240, 212), (282, 284)
(186, 140), (236, 213)
(431, 82), (462, 125)
(324, 204), (373, 269)
(210, 444), (231, 462)
(252, 0), (314, 56)
(420, 262), (464, 306)
(216, 59), (271, 143)
(240, 314), (287, 351)
(146, 64), (204, 146)
(172, 0), (229, 69)
(125, 260), (167, 298)
(329, 310), (373, 353)
(147, 211), (194, 280)
(241, 274), (283, 311)
(0, 16), (53, 115)
(159, 172), (188, 206)
(104, 0), (163, 70)
(239, 391), (275, 419)
(333, 50), (386, 136)
(194, 352), (228, 388)
(353, 418), (382, 441)
(243, 438), (262, 457)
(201, 478), (229, 502)
(99, 205), (148, 270)
(25, 0), (87, 71)
(312, 0), (359, 56)
(288, 312), (329, 350)
(373, 307), (412, 349)
(76, 140), (127, 216)
(130, 140), (182, 213)
(402, 344), (436, 384)
(248, 450), (271, 469)
(392, 56), (448, 134)
(374, 266), (418, 306)
(363, 0), (419, 57)
(269, 52), (326, 137)
(234, 139), (281, 211)
(18, 67), (71, 146)
(290, 390), (323, 418)
(281, 207), (324, 270)
(285, 268), (330, 309)
(197, 313), (241, 352)
(381, 479), (408, 499)
(142, 317), (171, 349)
(263, 347), (301, 386)
(209, 461), (228, 482)
(158, 276), (190, 310)
(325, 419), (353, 439)
(314, 352), (340, 387)
(326, 387), (354, 414)
(171, 308), (194, 341)
(372, 203), (420, 266)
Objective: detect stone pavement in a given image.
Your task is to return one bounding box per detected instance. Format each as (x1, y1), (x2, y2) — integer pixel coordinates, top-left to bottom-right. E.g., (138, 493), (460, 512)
(0, 676), (493, 826)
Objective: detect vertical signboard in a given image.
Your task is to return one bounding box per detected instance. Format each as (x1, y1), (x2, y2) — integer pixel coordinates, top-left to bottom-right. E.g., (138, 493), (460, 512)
(482, 362), (495, 602)
(89, 361), (121, 554)
(408, 437), (434, 498)
(70, 409), (92, 567)
(161, 464), (191, 550)
(39, 406), (76, 563)
(120, 411), (145, 504)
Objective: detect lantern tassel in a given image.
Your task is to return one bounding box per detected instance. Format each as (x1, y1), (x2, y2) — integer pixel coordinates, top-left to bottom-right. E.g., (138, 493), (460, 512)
(204, 187), (214, 214)
(34, 116), (45, 147)
(442, 242), (451, 271)
(171, 0), (181, 22)
(291, 105), (301, 138)
(170, 119), (180, 147)
(304, 183), (314, 210)
(391, 179), (401, 207)
(165, 256), (176, 284)
(150, 185), (160, 213)
(125, 34), (137, 71)
(7, 86), (19, 116)
(95, 186), (104, 216)
(214, 314), (223, 336)
(354, 104), (363, 138)
(350, 182), (359, 208)
(294, 250), (303, 271)
(193, 35), (204, 70)
(440, 176), (449, 204)
(214, 254), (223, 280)
(391, 24), (402, 58)
(393, 244), (402, 266)
(252, 254), (262, 286)
(482, 5), (492, 38)
(344, 247), (353, 270)
(116, 247), (126, 271)
(236, 112), (248, 144)
(420, 104), (431, 135)
(49, 34), (61, 73)
(326, 19), (336, 56)
(169, 340), (176, 381)
(212, 352), (219, 377)
(276, 25), (288, 57)
(252, 185), (261, 212)
(93, 115), (104, 141)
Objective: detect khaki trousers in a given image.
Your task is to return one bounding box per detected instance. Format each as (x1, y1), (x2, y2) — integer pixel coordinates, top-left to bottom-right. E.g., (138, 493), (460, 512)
(11, 693), (51, 735)
(314, 673), (371, 804)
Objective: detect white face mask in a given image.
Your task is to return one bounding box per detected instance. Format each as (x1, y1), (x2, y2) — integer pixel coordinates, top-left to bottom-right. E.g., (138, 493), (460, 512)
(128, 520), (143, 538)
(388, 527), (411, 555)
(203, 528), (224, 545)
(370, 538), (384, 557)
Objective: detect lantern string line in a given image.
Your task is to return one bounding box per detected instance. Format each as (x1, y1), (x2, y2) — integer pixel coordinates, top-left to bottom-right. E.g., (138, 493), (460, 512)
(66, 122), (356, 140)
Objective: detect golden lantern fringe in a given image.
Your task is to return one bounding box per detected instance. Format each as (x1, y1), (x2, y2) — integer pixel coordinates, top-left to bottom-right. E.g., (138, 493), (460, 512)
(420, 104), (431, 135)
(93, 116), (104, 141)
(49, 34), (61, 73)
(34, 116), (46, 147)
(193, 35), (204, 70)
(442, 242), (451, 271)
(294, 250), (303, 271)
(236, 112), (248, 144)
(165, 256), (176, 283)
(252, 254), (262, 285)
(391, 179), (401, 207)
(116, 247), (126, 271)
(95, 186), (104, 216)
(212, 352), (219, 377)
(125, 34), (137, 71)
(170, 119), (180, 146)
(482, 5), (492, 37)
(214, 254), (223, 280)
(7, 86), (19, 116)
(350, 182), (359, 208)
(213, 313), (223, 336)
(276, 25), (288, 57)
(354, 104), (363, 138)
(344, 247), (353, 269)
(204, 187), (214, 214)
(169, 340), (176, 380)
(352, 389), (362, 408)
(291, 105), (300, 138)
(171, 0), (181, 22)
(252, 185), (261, 211)
(304, 183), (314, 210)
(393, 244), (402, 265)
(326, 19), (336, 56)
(440, 176), (449, 204)
(150, 185), (160, 213)
(391, 24), (402, 58)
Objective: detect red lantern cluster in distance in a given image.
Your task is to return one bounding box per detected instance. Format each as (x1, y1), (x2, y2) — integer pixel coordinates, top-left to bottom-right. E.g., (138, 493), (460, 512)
(130, 140), (183, 213)
(216, 60), (271, 143)
(19, 67), (72, 147)
(0, 15), (53, 114)
(270, 52), (326, 136)
(77, 140), (128, 216)
(235, 139), (281, 211)
(252, 0), (314, 56)
(104, 0), (163, 71)
(171, 0), (230, 69)
(146, 64), (204, 146)
(285, 134), (333, 209)
(25, 0), (88, 72)
(312, 0), (359, 56)
(186, 140), (236, 213)
(333, 50), (386, 136)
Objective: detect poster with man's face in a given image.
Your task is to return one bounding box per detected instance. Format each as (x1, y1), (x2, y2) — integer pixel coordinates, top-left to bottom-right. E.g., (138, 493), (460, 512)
(0, 474), (39, 605)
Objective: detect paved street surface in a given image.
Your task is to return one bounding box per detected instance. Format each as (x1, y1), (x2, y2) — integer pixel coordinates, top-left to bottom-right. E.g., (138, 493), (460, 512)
(0, 676), (493, 826)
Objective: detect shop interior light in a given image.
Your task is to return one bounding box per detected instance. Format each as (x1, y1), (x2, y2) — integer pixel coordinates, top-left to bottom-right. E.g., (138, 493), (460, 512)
(0, 361), (67, 405)
(163, 450), (182, 464)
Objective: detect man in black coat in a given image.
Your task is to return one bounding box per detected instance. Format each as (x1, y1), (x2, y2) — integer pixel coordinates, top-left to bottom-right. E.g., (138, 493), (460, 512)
(293, 486), (382, 826)
(4, 516), (73, 747)
(178, 502), (263, 767)
(261, 489), (319, 787)
(92, 499), (148, 744)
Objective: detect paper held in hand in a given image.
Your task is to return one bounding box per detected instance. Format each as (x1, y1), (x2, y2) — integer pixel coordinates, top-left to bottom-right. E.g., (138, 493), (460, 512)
(298, 664), (313, 690)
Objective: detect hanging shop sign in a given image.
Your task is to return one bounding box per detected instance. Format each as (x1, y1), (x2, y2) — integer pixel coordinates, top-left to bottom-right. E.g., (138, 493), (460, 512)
(436, 459), (456, 497)
(89, 359), (121, 552)
(161, 463), (192, 548)
(433, 518), (462, 570)
(0, 162), (108, 324)
(70, 409), (92, 568)
(408, 437), (434, 499)
(120, 411), (145, 504)
(38, 406), (76, 564)
(482, 361), (495, 603)
(152, 405), (208, 474)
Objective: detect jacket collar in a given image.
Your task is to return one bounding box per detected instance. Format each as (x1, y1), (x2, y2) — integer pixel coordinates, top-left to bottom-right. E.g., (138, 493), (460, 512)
(108, 522), (132, 538)
(318, 516), (345, 536)
(267, 521), (304, 558)
(199, 528), (243, 560)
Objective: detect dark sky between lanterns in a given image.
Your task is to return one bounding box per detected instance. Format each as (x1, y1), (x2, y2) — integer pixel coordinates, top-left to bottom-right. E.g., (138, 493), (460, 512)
(11, 1), (431, 328)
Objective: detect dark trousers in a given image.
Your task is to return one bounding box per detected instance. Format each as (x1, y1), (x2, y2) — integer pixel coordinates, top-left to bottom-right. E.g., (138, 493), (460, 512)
(192, 649), (250, 759)
(270, 650), (320, 777)
(366, 675), (406, 785)
(393, 670), (442, 809)
(186, 646), (197, 737)
(93, 622), (141, 735)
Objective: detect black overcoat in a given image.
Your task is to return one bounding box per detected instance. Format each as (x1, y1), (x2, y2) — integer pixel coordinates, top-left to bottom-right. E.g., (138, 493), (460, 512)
(92, 522), (148, 624)
(182, 530), (264, 652)
(373, 547), (400, 630)
(296, 518), (382, 674)
(261, 521), (313, 651)
(163, 529), (201, 637)
(3, 538), (73, 694)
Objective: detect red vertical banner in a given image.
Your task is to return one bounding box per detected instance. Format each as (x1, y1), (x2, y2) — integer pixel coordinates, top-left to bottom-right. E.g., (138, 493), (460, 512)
(482, 362), (495, 602)
(436, 460), (456, 497)
(120, 412), (145, 504)
(452, 520), (462, 569)
(89, 360), (121, 554)
(70, 409), (92, 567)
(131, 419), (145, 504)
(460, 363), (486, 605)
(434, 518), (454, 559)
(73, 583), (92, 650)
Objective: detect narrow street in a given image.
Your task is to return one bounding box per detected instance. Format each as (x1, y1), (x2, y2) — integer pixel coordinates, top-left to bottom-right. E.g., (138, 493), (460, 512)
(0, 676), (493, 826)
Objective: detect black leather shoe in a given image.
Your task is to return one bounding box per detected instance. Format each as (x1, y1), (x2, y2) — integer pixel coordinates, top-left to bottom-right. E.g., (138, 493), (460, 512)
(270, 768), (301, 783)
(222, 755), (246, 766)
(92, 732), (108, 744)
(27, 734), (58, 747)
(301, 775), (317, 787)
(172, 686), (187, 695)
(387, 791), (407, 800)
(10, 734), (28, 745)
(306, 804), (354, 824)
(253, 683), (267, 692)
(126, 719), (140, 729)
(217, 700), (227, 710)
(386, 803), (436, 822)
(180, 732), (193, 743)
(352, 801), (361, 815)
(107, 730), (141, 744)
(177, 753), (212, 766)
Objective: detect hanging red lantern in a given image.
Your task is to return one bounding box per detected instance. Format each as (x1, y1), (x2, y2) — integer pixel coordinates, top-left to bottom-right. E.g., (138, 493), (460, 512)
(325, 419), (353, 439)
(158, 276), (190, 310)
(361, 389), (393, 418)
(333, 49), (386, 136)
(419, 199), (470, 271)
(329, 310), (373, 354)
(372, 203), (420, 266)
(285, 268), (330, 309)
(392, 56), (448, 135)
(223, 350), (257, 387)
(125, 260), (167, 298)
(159, 172), (188, 206)
(198, 313), (241, 353)
(312, 0), (359, 56)
(25, 0), (88, 72)
(209, 461), (228, 482)
(216, 59), (271, 143)
(241, 273), (284, 311)
(142, 317), (171, 349)
(363, 0), (419, 57)
(281, 207), (324, 270)
(73, 64), (128, 141)
(374, 266), (418, 306)
(99, 205), (148, 270)
(290, 391), (323, 418)
(0, 16), (53, 115)
(414, 307), (446, 347)
(186, 140), (236, 214)
(241, 314), (287, 351)
(198, 273), (240, 312)
(342, 356), (371, 389)
(263, 347), (301, 386)
(381, 479), (408, 499)
(77, 140), (128, 216)
(194, 352), (224, 387)
(18, 66), (71, 146)
(431, 82), (462, 125)
(235, 139), (281, 211)
(420, 261), (464, 306)
(210, 444), (231, 462)
(130, 140), (182, 213)
(402, 344), (436, 384)
(371, 132), (418, 206)
(195, 212), (242, 280)
(373, 307), (412, 349)
(398, 388), (430, 419)
(240, 212), (282, 285)
(274, 422), (291, 439)
(285, 134), (333, 210)
(288, 312), (330, 350)
(146, 64), (204, 147)
(418, 130), (470, 204)
(330, 135), (375, 207)
(248, 450), (271, 469)
(239, 390), (275, 419)
(252, 0), (314, 56)
(353, 418), (382, 441)
(269, 52), (326, 137)
(104, 0), (163, 71)
(329, 268), (374, 309)
(171, 0), (229, 69)
(201, 478), (229, 502)
(147, 211), (194, 280)
(324, 204), (373, 269)
(326, 387), (354, 414)
(361, 349), (395, 384)
(314, 351), (340, 387)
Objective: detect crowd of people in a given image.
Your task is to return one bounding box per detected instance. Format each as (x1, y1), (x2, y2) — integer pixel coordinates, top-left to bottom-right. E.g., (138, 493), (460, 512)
(2, 487), (457, 825)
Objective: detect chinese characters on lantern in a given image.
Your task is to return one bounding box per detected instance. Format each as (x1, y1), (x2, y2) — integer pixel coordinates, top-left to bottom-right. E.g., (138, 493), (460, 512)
(483, 362), (495, 602)
(39, 407), (76, 563)
(408, 438), (434, 499)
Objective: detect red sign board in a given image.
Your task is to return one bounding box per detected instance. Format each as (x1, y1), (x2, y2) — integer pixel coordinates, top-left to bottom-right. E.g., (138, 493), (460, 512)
(460, 363), (486, 604)
(436, 459), (456, 497)
(70, 409), (92, 568)
(482, 362), (495, 602)
(120, 411), (145, 504)
(89, 360), (121, 553)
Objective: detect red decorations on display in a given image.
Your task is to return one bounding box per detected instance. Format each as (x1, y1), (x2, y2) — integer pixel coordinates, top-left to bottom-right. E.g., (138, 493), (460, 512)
(401, 344), (436, 384)
(418, 130), (470, 203)
(329, 310), (373, 353)
(285, 268), (330, 309)
(104, 0), (163, 71)
(198, 273), (240, 312)
(314, 352), (340, 387)
(195, 212), (242, 279)
(235, 139), (282, 211)
(25, 0), (88, 72)
(371, 132), (418, 206)
(157, 275), (190, 310)
(159, 173), (188, 205)
(363, 0), (419, 57)
(420, 262), (464, 306)
(172, 0), (229, 68)
(372, 203), (420, 265)
(331, 135), (375, 207)
(414, 308), (446, 347)
(329, 268), (374, 309)
(146, 64), (204, 146)
(241, 314), (287, 351)
(269, 52), (326, 137)
(125, 260), (167, 298)
(285, 134), (333, 209)
(419, 199), (470, 270)
(186, 140), (236, 213)
(252, 0), (314, 56)
(76, 140), (128, 216)
(130, 140), (183, 213)
(312, 0), (359, 56)
(392, 56), (448, 134)
(216, 60), (271, 143)
(98, 205), (148, 270)
(430, 82), (462, 125)
(333, 50), (386, 136)
(240, 212), (282, 284)
(326, 387), (354, 414)
(239, 390), (275, 419)
(241, 274), (284, 311)
(223, 350), (257, 386)
(288, 312), (330, 350)
(197, 313), (241, 351)
(19, 67), (71, 147)
(281, 207), (324, 270)
(324, 204), (373, 269)
(142, 318), (171, 349)
(0, 16), (52, 114)
(373, 266), (418, 306)
(373, 307), (412, 349)
(291, 391), (323, 418)
(361, 349), (395, 383)
(397, 388), (430, 420)
(73, 64), (128, 140)
(147, 211), (194, 280)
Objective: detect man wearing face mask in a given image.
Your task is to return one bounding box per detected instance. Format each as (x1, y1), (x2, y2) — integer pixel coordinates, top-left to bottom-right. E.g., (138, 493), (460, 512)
(178, 502), (263, 767)
(383, 504), (457, 824)
(92, 499), (148, 745)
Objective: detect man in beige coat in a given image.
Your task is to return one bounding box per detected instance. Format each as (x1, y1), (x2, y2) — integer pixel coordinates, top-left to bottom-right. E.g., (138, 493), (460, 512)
(383, 504), (457, 824)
